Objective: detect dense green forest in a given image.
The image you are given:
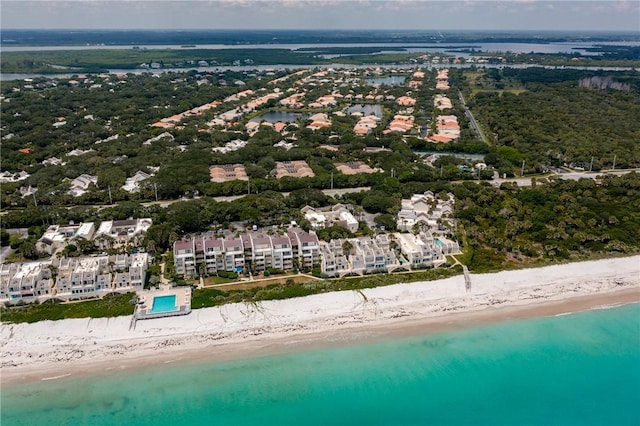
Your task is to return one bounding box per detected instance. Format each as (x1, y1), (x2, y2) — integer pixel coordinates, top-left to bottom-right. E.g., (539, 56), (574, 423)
(464, 68), (640, 171)
(454, 173), (640, 271)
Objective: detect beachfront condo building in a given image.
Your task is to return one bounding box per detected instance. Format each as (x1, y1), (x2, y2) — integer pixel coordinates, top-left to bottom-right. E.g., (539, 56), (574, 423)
(173, 228), (321, 277)
(0, 253), (149, 304)
(318, 232), (452, 278)
(173, 227), (453, 279)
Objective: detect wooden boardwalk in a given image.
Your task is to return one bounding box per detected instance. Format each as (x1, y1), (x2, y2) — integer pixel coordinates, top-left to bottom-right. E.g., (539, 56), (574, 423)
(462, 265), (471, 292)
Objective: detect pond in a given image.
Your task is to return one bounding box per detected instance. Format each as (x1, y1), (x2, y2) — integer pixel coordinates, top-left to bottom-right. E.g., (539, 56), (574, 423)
(365, 75), (407, 86)
(416, 151), (486, 161)
(345, 104), (383, 118)
(250, 111), (307, 123)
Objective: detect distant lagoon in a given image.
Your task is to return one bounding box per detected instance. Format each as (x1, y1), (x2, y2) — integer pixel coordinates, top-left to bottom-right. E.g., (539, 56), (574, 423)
(2, 62), (637, 81)
(3, 41), (639, 54)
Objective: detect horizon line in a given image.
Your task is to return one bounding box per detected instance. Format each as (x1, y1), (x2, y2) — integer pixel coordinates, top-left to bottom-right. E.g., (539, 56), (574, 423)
(3, 28), (640, 33)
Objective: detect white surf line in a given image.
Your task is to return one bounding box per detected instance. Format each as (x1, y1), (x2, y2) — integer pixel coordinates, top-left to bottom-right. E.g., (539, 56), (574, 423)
(41, 373), (71, 381)
(590, 301), (639, 311)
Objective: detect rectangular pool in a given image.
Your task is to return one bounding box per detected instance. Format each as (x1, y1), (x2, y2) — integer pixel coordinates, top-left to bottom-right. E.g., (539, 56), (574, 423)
(149, 295), (178, 314)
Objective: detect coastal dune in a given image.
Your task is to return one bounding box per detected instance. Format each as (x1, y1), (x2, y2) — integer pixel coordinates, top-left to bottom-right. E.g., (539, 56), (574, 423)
(2, 256), (639, 384)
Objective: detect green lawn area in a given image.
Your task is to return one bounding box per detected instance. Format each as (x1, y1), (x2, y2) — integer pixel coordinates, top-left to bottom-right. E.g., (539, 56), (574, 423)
(203, 276), (238, 285)
(1, 292), (136, 324)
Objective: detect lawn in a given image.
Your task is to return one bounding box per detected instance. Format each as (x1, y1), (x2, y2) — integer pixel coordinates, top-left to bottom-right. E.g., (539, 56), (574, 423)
(1, 292), (136, 324)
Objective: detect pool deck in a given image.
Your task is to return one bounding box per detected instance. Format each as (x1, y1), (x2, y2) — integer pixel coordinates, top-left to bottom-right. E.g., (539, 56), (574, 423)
(134, 285), (192, 321)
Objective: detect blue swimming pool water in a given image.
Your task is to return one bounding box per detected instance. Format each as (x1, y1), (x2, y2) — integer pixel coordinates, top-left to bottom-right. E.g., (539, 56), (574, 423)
(149, 295), (177, 314)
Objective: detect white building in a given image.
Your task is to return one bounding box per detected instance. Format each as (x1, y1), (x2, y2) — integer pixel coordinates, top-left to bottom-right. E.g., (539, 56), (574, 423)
(93, 218), (153, 250)
(0, 170), (30, 183)
(397, 192), (455, 233)
(319, 234), (405, 277)
(0, 253), (149, 303)
(36, 222), (96, 255)
(68, 174), (98, 197)
(173, 229), (321, 277)
(122, 171), (151, 193)
(393, 232), (445, 268)
(0, 262), (53, 302)
(287, 227), (321, 269)
(301, 204), (359, 232)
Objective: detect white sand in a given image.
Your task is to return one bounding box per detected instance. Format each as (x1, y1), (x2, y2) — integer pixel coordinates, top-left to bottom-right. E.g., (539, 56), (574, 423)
(2, 256), (639, 383)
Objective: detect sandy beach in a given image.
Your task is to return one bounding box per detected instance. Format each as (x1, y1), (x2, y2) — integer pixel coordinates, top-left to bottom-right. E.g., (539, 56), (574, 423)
(2, 256), (639, 386)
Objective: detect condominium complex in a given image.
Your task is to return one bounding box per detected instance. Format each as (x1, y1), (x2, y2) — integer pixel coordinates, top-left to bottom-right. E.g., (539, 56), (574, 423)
(319, 232), (450, 278)
(0, 253), (149, 303)
(173, 228), (321, 277)
(174, 227), (458, 279)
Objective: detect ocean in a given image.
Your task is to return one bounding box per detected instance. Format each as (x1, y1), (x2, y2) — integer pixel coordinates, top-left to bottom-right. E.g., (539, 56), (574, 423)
(2, 303), (639, 426)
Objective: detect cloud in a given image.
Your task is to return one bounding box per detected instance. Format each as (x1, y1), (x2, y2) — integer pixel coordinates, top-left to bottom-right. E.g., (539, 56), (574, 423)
(2, 0), (639, 30)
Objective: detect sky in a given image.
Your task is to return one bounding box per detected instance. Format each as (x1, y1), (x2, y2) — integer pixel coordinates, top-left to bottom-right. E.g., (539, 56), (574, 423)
(1, 0), (639, 32)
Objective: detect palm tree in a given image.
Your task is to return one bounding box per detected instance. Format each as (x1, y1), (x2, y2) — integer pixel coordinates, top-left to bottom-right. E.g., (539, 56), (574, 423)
(342, 240), (354, 256)
(389, 239), (399, 254)
(47, 264), (58, 284)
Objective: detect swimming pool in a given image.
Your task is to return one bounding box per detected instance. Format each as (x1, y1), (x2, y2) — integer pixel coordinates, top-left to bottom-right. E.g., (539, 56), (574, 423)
(149, 295), (178, 314)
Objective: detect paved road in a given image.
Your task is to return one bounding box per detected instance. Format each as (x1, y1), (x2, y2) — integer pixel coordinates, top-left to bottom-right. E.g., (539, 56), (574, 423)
(4, 187), (375, 212)
(140, 186), (372, 208)
(457, 89), (489, 144)
(0, 246), (12, 263)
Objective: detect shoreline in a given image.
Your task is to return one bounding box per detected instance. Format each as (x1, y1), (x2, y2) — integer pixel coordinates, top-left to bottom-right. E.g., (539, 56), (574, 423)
(2, 256), (639, 387)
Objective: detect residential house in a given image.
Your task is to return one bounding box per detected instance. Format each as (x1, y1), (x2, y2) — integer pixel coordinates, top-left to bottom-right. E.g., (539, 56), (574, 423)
(209, 164), (249, 182)
(334, 161), (379, 175)
(396, 96), (417, 106)
(67, 174), (98, 197)
(122, 171), (151, 193)
(274, 160), (315, 179)
(301, 204), (359, 232)
(93, 218), (152, 250)
(397, 192), (455, 233)
(36, 222), (95, 255)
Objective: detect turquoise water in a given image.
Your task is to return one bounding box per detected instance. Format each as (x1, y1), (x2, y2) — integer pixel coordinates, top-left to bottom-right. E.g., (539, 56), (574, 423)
(149, 295), (177, 314)
(3, 303), (639, 426)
